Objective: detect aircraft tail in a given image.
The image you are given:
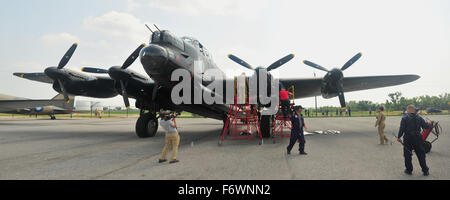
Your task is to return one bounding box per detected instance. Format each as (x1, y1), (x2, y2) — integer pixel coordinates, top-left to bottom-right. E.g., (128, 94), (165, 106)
(51, 93), (75, 110)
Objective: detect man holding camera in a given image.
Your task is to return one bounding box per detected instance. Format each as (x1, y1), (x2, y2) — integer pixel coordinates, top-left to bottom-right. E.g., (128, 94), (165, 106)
(159, 111), (180, 164)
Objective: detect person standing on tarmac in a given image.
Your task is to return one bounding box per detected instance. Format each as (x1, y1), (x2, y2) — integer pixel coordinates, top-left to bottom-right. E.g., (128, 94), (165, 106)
(375, 106), (389, 145)
(287, 105), (308, 155)
(397, 105), (432, 176)
(159, 111), (180, 164)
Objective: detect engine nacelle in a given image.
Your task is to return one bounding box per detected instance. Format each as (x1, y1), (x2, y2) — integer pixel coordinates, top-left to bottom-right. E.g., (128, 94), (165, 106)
(53, 79), (118, 98)
(321, 68), (344, 99)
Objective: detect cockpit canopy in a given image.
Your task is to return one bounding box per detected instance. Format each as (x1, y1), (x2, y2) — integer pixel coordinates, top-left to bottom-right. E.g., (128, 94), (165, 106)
(149, 30), (211, 59)
(150, 30), (184, 51)
(181, 36), (211, 58)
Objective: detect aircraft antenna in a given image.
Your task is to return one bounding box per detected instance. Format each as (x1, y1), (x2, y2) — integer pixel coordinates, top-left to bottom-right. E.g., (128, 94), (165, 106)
(145, 24), (154, 33)
(153, 24), (161, 31)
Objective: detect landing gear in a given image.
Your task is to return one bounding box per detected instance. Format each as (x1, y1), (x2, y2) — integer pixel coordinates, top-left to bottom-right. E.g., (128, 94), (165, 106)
(135, 112), (158, 138)
(260, 115), (273, 138)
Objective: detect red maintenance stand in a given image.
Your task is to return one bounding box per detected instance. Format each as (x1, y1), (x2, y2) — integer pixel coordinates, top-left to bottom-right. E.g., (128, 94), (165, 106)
(272, 86), (295, 143)
(219, 96), (263, 146)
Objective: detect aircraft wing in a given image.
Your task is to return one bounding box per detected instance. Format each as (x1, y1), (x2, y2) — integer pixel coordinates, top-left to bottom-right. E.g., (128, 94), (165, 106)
(280, 74), (420, 99)
(13, 72), (53, 84)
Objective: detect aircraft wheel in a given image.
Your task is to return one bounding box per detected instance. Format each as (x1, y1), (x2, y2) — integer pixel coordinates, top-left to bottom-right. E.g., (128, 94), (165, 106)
(135, 113), (158, 138)
(260, 115), (272, 138)
(424, 141), (432, 153)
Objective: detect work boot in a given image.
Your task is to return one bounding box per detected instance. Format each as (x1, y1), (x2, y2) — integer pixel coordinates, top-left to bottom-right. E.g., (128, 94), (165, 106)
(287, 149), (291, 155)
(404, 169), (412, 175)
(300, 152), (308, 155)
(423, 171), (429, 176)
(158, 159), (167, 163)
(169, 159), (179, 164)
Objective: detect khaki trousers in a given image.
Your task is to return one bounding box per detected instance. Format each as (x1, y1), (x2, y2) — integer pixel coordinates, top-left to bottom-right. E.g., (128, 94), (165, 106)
(160, 133), (180, 161)
(377, 124), (389, 144)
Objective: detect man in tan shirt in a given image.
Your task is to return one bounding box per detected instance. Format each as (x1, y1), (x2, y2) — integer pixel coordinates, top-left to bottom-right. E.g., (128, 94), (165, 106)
(159, 111), (180, 164)
(375, 107), (389, 144)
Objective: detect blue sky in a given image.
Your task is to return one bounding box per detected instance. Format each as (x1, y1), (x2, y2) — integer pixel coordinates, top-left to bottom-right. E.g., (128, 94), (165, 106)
(1, 0), (449, 108)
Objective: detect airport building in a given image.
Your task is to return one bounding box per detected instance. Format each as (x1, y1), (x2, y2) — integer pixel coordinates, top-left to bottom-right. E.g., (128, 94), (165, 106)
(74, 101), (103, 111)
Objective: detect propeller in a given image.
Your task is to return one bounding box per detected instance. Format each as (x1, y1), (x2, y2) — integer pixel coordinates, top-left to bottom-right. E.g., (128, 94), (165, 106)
(120, 80), (130, 109)
(81, 44), (147, 109)
(45, 43), (78, 103)
(303, 52), (362, 109)
(57, 79), (70, 104)
(82, 43), (146, 74)
(228, 53), (295, 72)
(58, 43), (78, 69)
(228, 53), (295, 107)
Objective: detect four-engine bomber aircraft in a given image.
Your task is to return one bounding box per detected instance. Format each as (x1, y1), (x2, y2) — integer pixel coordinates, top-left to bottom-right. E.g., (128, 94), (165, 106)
(15, 27), (420, 138)
(0, 93), (74, 119)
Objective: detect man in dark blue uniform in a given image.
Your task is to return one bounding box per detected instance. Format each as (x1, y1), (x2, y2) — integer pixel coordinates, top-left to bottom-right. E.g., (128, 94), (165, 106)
(397, 105), (432, 176)
(287, 105), (308, 155)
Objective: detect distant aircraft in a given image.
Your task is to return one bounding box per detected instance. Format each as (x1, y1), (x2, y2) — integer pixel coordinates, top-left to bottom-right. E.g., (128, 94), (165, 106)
(15, 26), (420, 138)
(426, 108), (442, 114)
(0, 93), (74, 119)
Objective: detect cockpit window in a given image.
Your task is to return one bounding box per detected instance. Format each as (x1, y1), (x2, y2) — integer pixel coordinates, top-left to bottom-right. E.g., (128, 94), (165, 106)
(182, 37), (211, 58)
(162, 31), (184, 51)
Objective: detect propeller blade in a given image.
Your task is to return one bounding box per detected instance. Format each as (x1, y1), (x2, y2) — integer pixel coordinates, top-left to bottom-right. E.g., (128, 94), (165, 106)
(338, 92), (346, 110)
(337, 84), (346, 109)
(266, 54), (295, 71)
(81, 67), (109, 74)
(120, 80), (130, 109)
(122, 43), (146, 69)
(58, 43), (78, 69)
(152, 84), (159, 101)
(302, 60), (329, 72)
(57, 79), (70, 104)
(228, 54), (254, 70)
(341, 52), (362, 71)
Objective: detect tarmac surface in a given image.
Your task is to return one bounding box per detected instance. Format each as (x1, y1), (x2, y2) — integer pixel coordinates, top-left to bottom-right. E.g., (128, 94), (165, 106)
(0, 115), (449, 180)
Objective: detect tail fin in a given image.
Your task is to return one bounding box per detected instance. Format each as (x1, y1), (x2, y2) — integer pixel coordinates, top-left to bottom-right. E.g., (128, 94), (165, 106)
(51, 93), (64, 100)
(51, 93), (75, 109)
(65, 95), (75, 109)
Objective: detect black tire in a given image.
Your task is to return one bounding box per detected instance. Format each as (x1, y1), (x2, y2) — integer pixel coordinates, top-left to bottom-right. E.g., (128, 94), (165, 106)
(423, 141), (432, 153)
(135, 113), (158, 138)
(260, 115), (272, 138)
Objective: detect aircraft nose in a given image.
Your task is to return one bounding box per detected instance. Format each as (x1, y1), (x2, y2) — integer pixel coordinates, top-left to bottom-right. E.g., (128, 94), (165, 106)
(140, 44), (168, 70)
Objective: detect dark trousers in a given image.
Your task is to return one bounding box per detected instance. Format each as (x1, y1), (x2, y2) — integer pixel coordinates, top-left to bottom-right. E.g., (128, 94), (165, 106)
(281, 99), (290, 120)
(404, 136), (429, 173)
(287, 131), (305, 153)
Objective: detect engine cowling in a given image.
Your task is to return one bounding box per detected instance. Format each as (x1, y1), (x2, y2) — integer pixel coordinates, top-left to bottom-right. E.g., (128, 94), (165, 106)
(321, 68), (344, 99)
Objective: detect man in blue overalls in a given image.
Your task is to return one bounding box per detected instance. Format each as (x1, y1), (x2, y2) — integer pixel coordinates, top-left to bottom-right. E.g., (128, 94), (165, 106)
(287, 105), (308, 155)
(397, 105), (432, 176)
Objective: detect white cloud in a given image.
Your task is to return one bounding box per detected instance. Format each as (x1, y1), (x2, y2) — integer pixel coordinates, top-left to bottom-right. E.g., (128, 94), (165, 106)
(83, 11), (150, 44)
(39, 33), (80, 46)
(126, 0), (141, 11)
(146, 0), (269, 20)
